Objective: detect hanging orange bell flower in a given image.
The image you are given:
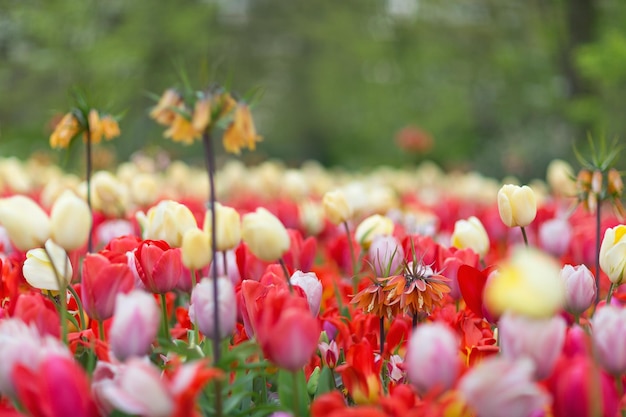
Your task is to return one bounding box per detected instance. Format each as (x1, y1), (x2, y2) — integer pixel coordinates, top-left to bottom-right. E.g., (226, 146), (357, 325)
(49, 113), (81, 149)
(150, 89), (183, 126)
(222, 104), (263, 155)
(164, 112), (200, 145)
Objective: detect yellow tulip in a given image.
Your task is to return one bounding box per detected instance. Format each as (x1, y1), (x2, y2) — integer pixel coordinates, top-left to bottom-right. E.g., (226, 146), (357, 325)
(599, 225), (626, 284)
(497, 184), (537, 228)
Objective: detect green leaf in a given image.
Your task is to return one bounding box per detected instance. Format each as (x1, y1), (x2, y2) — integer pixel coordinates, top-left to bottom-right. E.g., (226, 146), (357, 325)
(307, 366), (320, 396)
(315, 366), (336, 397)
(277, 369), (310, 417)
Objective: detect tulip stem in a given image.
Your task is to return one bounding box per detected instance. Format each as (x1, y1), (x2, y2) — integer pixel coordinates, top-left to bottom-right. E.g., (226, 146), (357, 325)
(279, 258), (293, 293)
(292, 371), (300, 417)
(379, 316), (385, 355)
(222, 251), (228, 277)
(43, 245), (69, 345)
(520, 226), (529, 247)
(606, 283), (616, 305)
(85, 131), (93, 253)
(67, 284), (86, 331)
(191, 269), (200, 346)
(343, 221), (359, 294)
(159, 293), (170, 341)
(595, 198), (602, 307)
(98, 320), (105, 341)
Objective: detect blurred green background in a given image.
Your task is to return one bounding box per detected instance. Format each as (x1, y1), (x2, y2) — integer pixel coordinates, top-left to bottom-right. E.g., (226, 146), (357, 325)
(0, 0), (625, 179)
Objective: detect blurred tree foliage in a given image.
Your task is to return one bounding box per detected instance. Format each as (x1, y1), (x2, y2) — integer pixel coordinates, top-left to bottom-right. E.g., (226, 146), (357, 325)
(0, 0), (624, 178)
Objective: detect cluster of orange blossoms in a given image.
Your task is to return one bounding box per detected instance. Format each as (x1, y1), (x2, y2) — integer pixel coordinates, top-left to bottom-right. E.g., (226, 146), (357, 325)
(150, 88), (262, 154)
(49, 110), (120, 149)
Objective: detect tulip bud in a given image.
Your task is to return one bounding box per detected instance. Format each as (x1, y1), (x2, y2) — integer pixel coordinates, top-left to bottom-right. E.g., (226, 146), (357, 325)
(539, 218), (572, 257)
(322, 190), (353, 225)
(450, 216), (490, 258)
(354, 214), (394, 249)
(241, 208), (290, 261)
(459, 357), (549, 417)
(189, 277), (237, 340)
(499, 313), (566, 380)
(0, 195), (50, 251)
(591, 306), (626, 375)
(368, 235), (404, 277)
(22, 239), (73, 291)
(318, 340), (339, 369)
(109, 290), (160, 360)
(130, 173), (160, 207)
(560, 264), (595, 315)
(290, 270), (323, 316)
(485, 247), (565, 318)
(88, 171), (130, 217)
(181, 228), (212, 271)
(203, 203), (241, 252)
(49, 190), (92, 251)
(497, 184), (537, 228)
(599, 225), (626, 284)
(405, 323), (460, 395)
(299, 200), (325, 236)
(136, 200), (197, 248)
(546, 159), (576, 198)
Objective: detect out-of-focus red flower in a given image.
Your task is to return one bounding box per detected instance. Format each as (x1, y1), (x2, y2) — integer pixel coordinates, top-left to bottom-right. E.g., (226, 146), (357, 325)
(457, 264), (497, 322)
(104, 234), (142, 255)
(281, 229), (317, 274)
(311, 391), (387, 417)
(13, 354), (99, 417)
(13, 292), (60, 338)
(337, 340), (382, 405)
(133, 240), (182, 293)
(395, 126), (433, 153)
(81, 252), (134, 321)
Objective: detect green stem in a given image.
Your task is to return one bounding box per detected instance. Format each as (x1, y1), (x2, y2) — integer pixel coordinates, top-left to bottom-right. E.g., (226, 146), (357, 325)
(279, 258), (294, 293)
(43, 245), (68, 345)
(191, 269), (200, 346)
(85, 130), (93, 253)
(67, 284), (86, 331)
(292, 371), (300, 417)
(520, 226), (529, 247)
(379, 316), (385, 355)
(343, 221), (359, 294)
(98, 320), (105, 341)
(595, 197), (602, 308)
(607, 282), (616, 305)
(160, 293), (170, 341)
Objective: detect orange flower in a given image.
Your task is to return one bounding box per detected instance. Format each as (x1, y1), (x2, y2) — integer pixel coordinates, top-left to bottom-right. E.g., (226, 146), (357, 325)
(49, 113), (81, 149)
(164, 112), (199, 145)
(352, 281), (393, 318)
(101, 115), (120, 140)
(87, 109), (119, 144)
(191, 97), (211, 133)
(222, 104), (262, 155)
(336, 340), (382, 405)
(150, 89), (183, 125)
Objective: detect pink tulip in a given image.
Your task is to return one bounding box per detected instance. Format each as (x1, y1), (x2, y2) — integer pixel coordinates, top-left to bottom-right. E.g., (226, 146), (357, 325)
(132, 240), (183, 294)
(93, 359), (173, 417)
(499, 313), (566, 380)
(560, 264), (595, 315)
(319, 340), (339, 369)
(109, 290), (160, 361)
(592, 305), (626, 375)
(539, 218), (572, 257)
(189, 277), (237, 340)
(405, 322), (460, 395)
(290, 270), (323, 316)
(369, 235), (404, 277)
(459, 356), (549, 417)
(81, 252), (134, 321)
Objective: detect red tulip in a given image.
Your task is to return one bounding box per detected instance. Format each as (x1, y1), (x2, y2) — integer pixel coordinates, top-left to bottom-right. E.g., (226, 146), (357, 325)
(13, 353), (98, 417)
(337, 340), (382, 405)
(81, 252), (134, 321)
(133, 240), (182, 293)
(12, 293), (60, 338)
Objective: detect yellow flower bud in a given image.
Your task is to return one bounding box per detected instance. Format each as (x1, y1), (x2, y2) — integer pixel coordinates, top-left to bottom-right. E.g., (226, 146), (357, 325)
(599, 225), (626, 285)
(136, 200), (197, 248)
(484, 247), (565, 318)
(50, 190), (92, 251)
(299, 200), (325, 236)
(0, 195), (50, 251)
(546, 159), (576, 198)
(451, 216), (490, 258)
(355, 214), (394, 249)
(130, 173), (160, 207)
(181, 228), (212, 271)
(203, 203), (241, 252)
(241, 208), (290, 261)
(497, 184), (537, 228)
(322, 190), (353, 225)
(22, 239), (73, 291)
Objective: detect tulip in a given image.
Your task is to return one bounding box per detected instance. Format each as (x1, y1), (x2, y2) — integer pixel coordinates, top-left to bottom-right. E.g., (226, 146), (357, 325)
(109, 290), (160, 360)
(319, 340), (339, 369)
(497, 184), (537, 228)
(189, 277), (237, 340)
(450, 216), (490, 258)
(546, 159), (577, 198)
(93, 359), (173, 417)
(336, 340), (382, 405)
(253, 288), (321, 371)
(405, 322), (460, 395)
(22, 239), (73, 291)
(13, 292), (61, 337)
(136, 200), (197, 248)
(539, 218), (572, 257)
(50, 190), (92, 251)
(290, 270), (323, 315)
(484, 247), (565, 318)
(203, 203), (241, 252)
(130, 173), (160, 207)
(0, 195), (50, 251)
(591, 306), (626, 375)
(81, 253), (134, 321)
(299, 200), (325, 236)
(355, 214), (394, 249)
(499, 313), (566, 380)
(599, 225), (626, 284)
(133, 240), (183, 294)
(88, 171), (130, 217)
(458, 356), (549, 417)
(322, 190), (353, 225)
(13, 353), (98, 417)
(181, 228), (212, 271)
(560, 264), (595, 315)
(368, 235), (404, 277)
(241, 208), (291, 262)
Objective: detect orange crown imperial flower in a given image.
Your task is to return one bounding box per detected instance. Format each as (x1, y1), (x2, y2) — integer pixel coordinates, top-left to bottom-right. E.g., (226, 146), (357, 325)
(50, 113), (81, 149)
(222, 104), (263, 155)
(87, 109), (120, 145)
